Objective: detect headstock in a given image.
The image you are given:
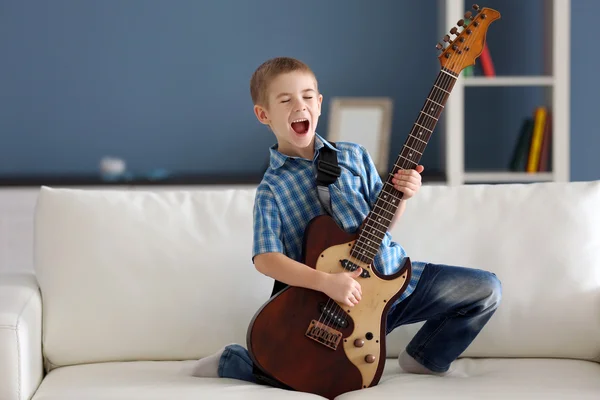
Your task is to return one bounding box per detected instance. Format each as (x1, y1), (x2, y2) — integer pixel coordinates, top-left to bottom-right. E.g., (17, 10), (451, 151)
(437, 4), (501, 75)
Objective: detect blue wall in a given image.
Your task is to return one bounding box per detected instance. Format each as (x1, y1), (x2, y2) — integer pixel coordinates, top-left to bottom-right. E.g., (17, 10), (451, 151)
(570, 0), (598, 182)
(0, 0), (597, 181)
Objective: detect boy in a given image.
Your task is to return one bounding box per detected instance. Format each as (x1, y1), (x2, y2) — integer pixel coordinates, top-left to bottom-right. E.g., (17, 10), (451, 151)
(191, 57), (501, 383)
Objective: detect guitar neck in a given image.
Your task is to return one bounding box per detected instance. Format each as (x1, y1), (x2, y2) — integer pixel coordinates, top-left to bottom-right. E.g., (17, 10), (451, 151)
(350, 67), (458, 265)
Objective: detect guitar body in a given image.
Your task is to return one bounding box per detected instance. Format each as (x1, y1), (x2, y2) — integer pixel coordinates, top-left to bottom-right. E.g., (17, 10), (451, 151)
(246, 215), (412, 399)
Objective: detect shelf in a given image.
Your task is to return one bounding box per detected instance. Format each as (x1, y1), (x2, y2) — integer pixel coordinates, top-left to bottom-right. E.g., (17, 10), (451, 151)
(462, 76), (555, 87)
(464, 171), (554, 183)
(439, 0), (569, 186)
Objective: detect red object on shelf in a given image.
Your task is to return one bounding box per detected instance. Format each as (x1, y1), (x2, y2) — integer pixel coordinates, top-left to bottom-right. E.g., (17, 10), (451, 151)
(479, 43), (496, 76)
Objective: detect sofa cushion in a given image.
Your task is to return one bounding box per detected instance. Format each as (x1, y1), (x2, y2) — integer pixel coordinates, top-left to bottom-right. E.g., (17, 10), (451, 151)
(338, 358), (600, 399)
(385, 181), (600, 362)
(32, 360), (322, 399)
(31, 358), (600, 400)
(34, 186), (275, 369)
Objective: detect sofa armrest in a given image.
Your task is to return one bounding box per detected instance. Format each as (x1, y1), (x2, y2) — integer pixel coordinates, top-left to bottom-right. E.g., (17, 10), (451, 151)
(0, 273), (43, 400)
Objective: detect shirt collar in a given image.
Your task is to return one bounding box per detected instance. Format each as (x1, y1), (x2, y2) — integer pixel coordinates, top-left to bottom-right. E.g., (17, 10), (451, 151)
(268, 133), (340, 170)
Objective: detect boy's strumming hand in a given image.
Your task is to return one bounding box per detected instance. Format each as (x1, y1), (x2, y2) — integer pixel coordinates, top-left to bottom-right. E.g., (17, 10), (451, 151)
(391, 165), (424, 200)
(320, 268), (363, 308)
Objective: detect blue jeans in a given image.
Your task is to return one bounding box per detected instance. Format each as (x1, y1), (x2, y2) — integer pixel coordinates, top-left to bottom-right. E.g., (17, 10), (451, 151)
(218, 262), (502, 381)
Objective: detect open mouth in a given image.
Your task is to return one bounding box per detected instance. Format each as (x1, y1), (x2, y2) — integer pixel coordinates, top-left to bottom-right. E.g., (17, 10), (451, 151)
(291, 118), (310, 134)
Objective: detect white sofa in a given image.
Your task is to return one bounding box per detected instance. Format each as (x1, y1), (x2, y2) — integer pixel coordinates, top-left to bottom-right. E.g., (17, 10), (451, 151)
(2, 181), (600, 400)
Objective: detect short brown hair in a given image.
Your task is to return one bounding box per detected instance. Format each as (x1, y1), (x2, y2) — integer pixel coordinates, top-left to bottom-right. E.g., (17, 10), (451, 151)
(250, 57), (317, 106)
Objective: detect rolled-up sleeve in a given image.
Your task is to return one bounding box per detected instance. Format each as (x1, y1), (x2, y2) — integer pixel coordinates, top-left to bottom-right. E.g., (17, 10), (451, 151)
(252, 184), (284, 261)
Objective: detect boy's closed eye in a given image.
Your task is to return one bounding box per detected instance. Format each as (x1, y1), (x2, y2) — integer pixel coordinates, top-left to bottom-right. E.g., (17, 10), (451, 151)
(280, 97), (313, 103)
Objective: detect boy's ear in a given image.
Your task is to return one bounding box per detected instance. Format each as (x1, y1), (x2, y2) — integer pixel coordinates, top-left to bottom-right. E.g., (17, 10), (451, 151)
(254, 104), (270, 126)
(317, 94), (323, 116)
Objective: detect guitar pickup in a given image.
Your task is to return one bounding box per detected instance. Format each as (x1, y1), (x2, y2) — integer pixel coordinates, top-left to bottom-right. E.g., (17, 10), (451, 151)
(340, 259), (371, 278)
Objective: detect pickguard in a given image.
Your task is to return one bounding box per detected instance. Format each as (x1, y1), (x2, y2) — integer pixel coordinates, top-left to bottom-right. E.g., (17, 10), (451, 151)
(315, 240), (407, 388)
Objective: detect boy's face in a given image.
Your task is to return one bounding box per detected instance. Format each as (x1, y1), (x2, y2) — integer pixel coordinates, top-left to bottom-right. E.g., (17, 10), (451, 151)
(254, 71), (323, 158)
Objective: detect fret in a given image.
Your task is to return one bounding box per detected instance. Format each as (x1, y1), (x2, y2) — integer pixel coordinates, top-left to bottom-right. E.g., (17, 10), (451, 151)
(366, 212), (391, 234)
(370, 209), (392, 225)
(433, 85), (449, 94)
(409, 133), (427, 145)
(438, 79), (457, 94)
(405, 135), (427, 149)
(428, 86), (451, 105)
(376, 191), (401, 209)
(357, 226), (384, 246)
(370, 211), (391, 224)
(397, 155), (418, 167)
(411, 124), (433, 143)
(420, 111), (438, 121)
(412, 126), (432, 144)
(352, 241), (378, 258)
(354, 232), (384, 257)
(400, 146), (422, 161)
(363, 219), (387, 237)
(426, 98), (444, 109)
(372, 202), (397, 223)
(416, 114), (436, 131)
(402, 145), (422, 156)
(382, 183), (405, 203)
(372, 203), (395, 221)
(414, 123), (432, 133)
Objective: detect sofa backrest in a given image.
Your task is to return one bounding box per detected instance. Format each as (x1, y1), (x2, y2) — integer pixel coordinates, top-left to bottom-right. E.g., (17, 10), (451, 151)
(33, 181), (600, 369)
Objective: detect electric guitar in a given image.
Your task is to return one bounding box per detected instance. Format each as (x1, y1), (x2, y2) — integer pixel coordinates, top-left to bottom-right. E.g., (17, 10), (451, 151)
(247, 5), (500, 399)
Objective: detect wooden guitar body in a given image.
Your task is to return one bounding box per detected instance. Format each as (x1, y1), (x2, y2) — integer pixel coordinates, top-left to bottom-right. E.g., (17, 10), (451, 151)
(247, 215), (411, 399)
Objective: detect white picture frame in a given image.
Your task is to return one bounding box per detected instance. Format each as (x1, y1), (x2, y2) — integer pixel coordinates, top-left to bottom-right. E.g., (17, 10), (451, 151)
(327, 97), (393, 175)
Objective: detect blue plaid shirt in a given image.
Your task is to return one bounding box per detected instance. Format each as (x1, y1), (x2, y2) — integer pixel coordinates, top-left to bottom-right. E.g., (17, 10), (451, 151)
(252, 133), (424, 304)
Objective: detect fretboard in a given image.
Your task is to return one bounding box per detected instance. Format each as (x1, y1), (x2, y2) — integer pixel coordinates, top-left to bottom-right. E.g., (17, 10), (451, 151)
(350, 67), (458, 265)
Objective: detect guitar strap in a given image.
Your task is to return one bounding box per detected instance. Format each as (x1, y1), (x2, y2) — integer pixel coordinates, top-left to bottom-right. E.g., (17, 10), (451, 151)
(252, 143), (341, 389)
(315, 142), (341, 216)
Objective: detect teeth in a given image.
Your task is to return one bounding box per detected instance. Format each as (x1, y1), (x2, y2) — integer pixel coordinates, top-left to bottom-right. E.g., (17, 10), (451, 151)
(292, 118), (308, 123)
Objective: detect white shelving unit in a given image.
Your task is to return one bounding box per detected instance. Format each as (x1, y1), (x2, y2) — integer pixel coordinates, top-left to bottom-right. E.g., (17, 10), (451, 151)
(438, 0), (570, 185)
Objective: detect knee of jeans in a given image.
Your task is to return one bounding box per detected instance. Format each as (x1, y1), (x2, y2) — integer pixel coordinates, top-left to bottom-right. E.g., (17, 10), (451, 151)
(484, 272), (502, 308)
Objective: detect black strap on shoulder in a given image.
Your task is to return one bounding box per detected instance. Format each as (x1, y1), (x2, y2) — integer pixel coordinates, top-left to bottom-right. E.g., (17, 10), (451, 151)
(316, 142), (341, 186)
(315, 142), (340, 216)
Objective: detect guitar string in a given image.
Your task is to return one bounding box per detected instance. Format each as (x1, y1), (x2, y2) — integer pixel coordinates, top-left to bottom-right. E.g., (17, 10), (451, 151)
(318, 22), (474, 336)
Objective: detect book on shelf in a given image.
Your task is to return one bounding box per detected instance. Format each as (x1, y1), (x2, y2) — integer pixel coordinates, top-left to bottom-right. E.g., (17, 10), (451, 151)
(509, 106), (552, 173)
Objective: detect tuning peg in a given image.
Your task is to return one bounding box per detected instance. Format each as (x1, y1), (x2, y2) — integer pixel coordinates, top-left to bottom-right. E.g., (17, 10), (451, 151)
(436, 42), (444, 50)
(450, 27), (458, 35)
(472, 4), (480, 11)
(464, 11), (473, 19)
(443, 34), (451, 42)
(457, 19), (465, 27)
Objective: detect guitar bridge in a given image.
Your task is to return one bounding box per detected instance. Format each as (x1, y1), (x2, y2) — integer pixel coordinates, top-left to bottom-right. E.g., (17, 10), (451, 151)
(305, 320), (342, 350)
